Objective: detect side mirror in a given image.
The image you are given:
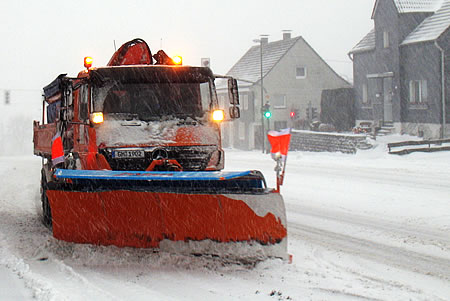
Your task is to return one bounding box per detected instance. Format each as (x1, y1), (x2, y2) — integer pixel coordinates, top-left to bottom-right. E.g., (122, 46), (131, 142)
(229, 106), (240, 119)
(228, 78), (239, 105)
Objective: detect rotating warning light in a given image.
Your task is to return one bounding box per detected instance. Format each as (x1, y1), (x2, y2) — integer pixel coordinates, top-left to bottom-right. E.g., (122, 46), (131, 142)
(90, 112), (104, 124)
(212, 109), (225, 122)
(172, 55), (183, 65)
(84, 56), (93, 69)
(290, 111), (295, 118)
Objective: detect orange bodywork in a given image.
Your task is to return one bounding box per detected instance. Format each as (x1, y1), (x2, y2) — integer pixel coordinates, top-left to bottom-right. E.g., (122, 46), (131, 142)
(34, 39), (287, 260)
(33, 122), (57, 156)
(47, 190), (287, 249)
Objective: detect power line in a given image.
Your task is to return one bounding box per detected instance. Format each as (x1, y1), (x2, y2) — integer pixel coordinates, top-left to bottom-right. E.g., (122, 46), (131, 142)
(325, 59), (353, 64)
(0, 88), (41, 92)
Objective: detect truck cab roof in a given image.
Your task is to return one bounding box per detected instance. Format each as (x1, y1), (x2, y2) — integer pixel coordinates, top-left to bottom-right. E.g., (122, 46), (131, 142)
(89, 65), (215, 85)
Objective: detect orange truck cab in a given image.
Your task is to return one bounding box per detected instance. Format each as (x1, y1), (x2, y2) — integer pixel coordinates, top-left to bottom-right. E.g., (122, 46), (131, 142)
(34, 65), (240, 174)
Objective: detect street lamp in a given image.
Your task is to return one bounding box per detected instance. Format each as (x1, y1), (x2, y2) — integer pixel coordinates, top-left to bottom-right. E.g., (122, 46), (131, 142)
(253, 35), (269, 153)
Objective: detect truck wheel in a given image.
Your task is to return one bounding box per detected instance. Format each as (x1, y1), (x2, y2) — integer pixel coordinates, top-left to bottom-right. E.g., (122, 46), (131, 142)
(40, 169), (52, 229)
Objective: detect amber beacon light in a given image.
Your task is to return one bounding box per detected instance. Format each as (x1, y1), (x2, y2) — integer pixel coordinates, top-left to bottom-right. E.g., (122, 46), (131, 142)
(172, 55), (182, 65)
(84, 56), (93, 69)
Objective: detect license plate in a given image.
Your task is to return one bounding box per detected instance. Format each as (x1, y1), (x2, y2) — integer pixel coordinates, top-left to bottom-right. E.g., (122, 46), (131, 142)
(112, 150), (145, 159)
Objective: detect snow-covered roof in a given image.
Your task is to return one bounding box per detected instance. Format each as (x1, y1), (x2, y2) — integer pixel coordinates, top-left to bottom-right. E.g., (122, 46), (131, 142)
(394, 0), (443, 13)
(352, 0), (448, 52)
(372, 0), (445, 19)
(226, 37), (301, 83)
(349, 29), (376, 54)
(372, 0), (443, 18)
(402, 0), (450, 45)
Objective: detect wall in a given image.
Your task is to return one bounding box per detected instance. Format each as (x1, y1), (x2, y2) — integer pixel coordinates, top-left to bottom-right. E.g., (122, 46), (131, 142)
(398, 12), (432, 42)
(353, 51), (377, 121)
(440, 31), (450, 133)
(290, 130), (372, 154)
(400, 42), (442, 124)
(373, 0), (402, 122)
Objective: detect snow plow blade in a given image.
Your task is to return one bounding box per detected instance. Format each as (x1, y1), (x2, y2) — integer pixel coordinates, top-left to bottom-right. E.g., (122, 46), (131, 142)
(46, 169), (288, 261)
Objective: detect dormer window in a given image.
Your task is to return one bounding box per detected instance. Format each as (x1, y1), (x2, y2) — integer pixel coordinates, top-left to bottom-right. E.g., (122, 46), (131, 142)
(383, 31), (390, 48)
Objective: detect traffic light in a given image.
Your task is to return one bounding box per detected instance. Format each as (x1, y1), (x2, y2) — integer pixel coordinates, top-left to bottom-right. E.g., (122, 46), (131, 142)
(306, 107), (318, 120)
(311, 108), (318, 119)
(290, 109), (299, 119)
(263, 103), (271, 119)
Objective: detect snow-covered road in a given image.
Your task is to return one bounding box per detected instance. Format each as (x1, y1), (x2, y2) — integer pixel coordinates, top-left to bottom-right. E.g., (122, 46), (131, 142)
(1, 136), (449, 300)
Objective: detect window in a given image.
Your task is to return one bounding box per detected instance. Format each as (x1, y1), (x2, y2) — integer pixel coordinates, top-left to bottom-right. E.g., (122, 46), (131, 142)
(238, 122), (245, 140)
(240, 94), (249, 110)
(273, 94), (287, 109)
(409, 80), (427, 103)
(296, 67), (307, 79)
(79, 85), (89, 121)
(362, 83), (368, 104)
(218, 95), (225, 108)
(383, 31), (390, 48)
(199, 82), (212, 111)
(46, 101), (61, 124)
(97, 82), (212, 121)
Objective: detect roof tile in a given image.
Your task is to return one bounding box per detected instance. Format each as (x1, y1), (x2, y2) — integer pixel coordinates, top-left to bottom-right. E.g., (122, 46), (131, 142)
(394, 0), (443, 13)
(226, 37), (301, 83)
(349, 29), (376, 54)
(402, 0), (450, 44)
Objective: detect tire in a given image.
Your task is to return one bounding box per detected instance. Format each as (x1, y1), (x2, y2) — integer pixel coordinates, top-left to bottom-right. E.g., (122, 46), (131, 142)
(40, 169), (52, 229)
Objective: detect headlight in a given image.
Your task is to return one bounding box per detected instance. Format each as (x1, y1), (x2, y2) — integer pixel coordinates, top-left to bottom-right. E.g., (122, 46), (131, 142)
(90, 112), (104, 124)
(212, 110), (225, 122)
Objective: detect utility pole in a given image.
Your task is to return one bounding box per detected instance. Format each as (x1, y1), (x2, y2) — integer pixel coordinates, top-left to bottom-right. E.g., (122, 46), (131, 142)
(4, 90), (10, 105)
(254, 35), (269, 153)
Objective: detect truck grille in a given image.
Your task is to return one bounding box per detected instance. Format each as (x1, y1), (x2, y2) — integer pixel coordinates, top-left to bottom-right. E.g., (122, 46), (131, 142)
(100, 146), (217, 171)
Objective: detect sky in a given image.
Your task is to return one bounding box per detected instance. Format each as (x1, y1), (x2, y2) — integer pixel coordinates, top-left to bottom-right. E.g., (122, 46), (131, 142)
(0, 0), (374, 96)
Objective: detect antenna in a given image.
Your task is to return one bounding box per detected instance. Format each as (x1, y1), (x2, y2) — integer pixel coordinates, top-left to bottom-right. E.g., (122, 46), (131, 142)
(113, 40), (117, 52)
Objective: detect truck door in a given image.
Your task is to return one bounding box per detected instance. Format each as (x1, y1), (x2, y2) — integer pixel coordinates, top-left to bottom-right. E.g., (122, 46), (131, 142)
(33, 97), (60, 157)
(74, 84), (90, 153)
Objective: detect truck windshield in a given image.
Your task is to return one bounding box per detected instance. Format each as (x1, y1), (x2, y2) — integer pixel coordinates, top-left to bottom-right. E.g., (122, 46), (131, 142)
(93, 82), (212, 121)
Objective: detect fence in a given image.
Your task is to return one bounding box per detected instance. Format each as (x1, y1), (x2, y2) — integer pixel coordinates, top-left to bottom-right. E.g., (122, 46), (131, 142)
(388, 139), (450, 155)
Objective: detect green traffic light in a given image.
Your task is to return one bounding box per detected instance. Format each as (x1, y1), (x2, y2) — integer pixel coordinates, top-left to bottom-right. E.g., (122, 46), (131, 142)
(264, 111), (272, 119)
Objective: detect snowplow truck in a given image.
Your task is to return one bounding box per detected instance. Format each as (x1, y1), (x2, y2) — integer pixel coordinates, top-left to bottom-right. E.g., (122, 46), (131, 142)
(33, 39), (287, 261)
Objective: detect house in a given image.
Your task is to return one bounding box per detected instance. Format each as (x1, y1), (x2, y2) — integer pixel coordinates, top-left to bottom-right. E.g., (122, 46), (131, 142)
(218, 32), (350, 150)
(349, 0), (450, 138)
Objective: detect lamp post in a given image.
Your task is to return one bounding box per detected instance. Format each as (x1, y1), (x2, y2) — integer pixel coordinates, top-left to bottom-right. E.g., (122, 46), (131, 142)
(253, 35), (268, 153)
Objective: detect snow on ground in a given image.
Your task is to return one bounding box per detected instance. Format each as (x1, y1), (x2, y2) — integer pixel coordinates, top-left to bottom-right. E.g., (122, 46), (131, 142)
(0, 135), (450, 300)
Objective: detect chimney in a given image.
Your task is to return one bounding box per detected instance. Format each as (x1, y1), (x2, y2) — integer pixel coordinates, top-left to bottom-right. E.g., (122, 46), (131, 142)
(282, 30), (292, 40)
(260, 34), (269, 45)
